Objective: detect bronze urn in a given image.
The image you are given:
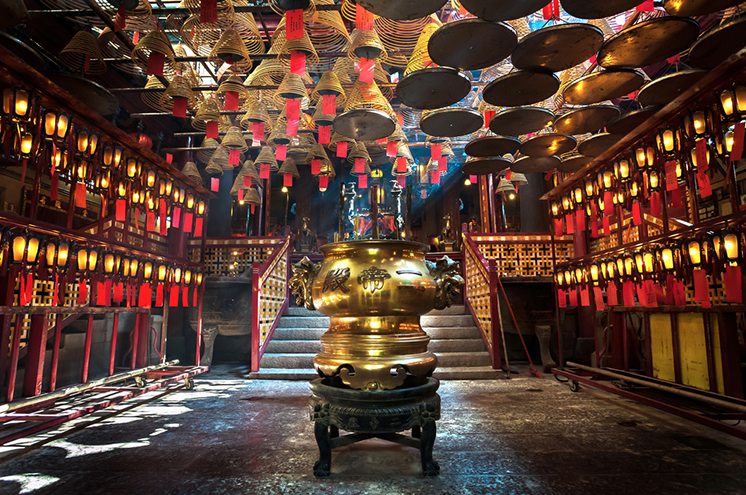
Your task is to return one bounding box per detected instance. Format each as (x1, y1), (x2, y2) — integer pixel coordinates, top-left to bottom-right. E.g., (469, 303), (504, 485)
(289, 240), (463, 391)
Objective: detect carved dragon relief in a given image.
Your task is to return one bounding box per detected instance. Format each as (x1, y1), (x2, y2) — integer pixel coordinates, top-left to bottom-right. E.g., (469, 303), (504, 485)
(289, 256), (321, 310)
(426, 256), (464, 310)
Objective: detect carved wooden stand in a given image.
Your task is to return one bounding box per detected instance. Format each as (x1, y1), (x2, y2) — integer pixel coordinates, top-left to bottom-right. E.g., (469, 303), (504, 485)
(309, 377), (441, 477)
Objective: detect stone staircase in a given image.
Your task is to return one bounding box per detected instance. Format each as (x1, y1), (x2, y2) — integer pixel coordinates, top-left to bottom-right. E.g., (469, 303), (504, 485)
(250, 305), (500, 380)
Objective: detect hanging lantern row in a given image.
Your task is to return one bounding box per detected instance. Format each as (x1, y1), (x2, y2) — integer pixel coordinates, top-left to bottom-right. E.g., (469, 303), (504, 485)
(0, 86), (208, 238)
(555, 228), (744, 311)
(550, 83), (745, 239)
(0, 227), (204, 309)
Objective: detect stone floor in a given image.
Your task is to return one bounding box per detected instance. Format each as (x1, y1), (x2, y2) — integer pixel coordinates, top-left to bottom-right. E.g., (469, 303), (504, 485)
(0, 365), (744, 494)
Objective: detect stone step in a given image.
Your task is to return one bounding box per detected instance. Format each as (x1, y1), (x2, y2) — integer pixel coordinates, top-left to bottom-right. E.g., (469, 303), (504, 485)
(272, 325), (483, 340)
(260, 350), (492, 369)
(250, 366), (500, 381)
(265, 338), (486, 354)
(277, 316), (329, 328)
(285, 305), (468, 318)
(277, 314), (475, 329)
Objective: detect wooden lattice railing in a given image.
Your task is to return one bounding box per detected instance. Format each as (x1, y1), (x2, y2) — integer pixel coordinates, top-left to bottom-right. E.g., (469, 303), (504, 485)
(189, 236), (283, 277)
(251, 236), (291, 372)
(463, 232), (575, 368)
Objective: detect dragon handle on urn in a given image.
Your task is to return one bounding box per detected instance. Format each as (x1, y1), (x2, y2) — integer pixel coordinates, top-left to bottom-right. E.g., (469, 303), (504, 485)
(426, 256), (464, 310)
(289, 256), (321, 310)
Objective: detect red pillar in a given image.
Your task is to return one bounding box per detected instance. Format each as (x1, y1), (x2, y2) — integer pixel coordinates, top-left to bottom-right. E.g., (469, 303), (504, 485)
(135, 311), (151, 368)
(23, 314), (48, 397)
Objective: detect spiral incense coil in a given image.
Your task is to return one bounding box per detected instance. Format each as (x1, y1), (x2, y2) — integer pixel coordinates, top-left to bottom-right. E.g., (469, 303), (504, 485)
(131, 30), (176, 75)
(116, 0), (154, 33)
(268, 0), (316, 16)
(98, 27), (143, 76)
(278, 156), (301, 177)
(313, 105), (336, 126)
(269, 117), (291, 145)
(140, 76), (168, 112)
(388, 124), (407, 142)
(320, 159), (336, 177)
(275, 72), (310, 106)
(181, 161), (202, 185)
(344, 80), (395, 117)
(210, 28), (252, 72)
(240, 100), (272, 129)
(161, 74), (197, 113)
(305, 0), (350, 71)
(347, 140), (372, 165)
(245, 186), (262, 205)
(312, 70), (347, 104)
(397, 105), (421, 128)
(59, 31), (107, 75)
(328, 132), (356, 153)
(242, 159), (260, 181)
(205, 150), (226, 176)
(274, 20), (320, 65)
(198, 138), (220, 164)
(245, 59), (288, 86)
(192, 97), (221, 131)
(306, 143), (329, 161)
(588, 17), (617, 37)
(256, 145), (279, 171)
(216, 75), (248, 106)
(231, 0), (268, 54)
(401, 21), (441, 76)
(397, 141), (415, 162)
(181, 0), (234, 18)
(230, 172), (244, 196)
(376, 16), (435, 68)
(221, 126), (249, 151)
(508, 17), (531, 39)
(347, 28), (387, 60)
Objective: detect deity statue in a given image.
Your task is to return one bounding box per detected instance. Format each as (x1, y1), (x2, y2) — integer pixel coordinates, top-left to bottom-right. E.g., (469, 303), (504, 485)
(295, 216), (317, 253)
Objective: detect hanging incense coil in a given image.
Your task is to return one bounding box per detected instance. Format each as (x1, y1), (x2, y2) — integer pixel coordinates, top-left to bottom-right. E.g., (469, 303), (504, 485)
(230, 172), (244, 196)
(328, 132), (356, 154)
(210, 28), (253, 72)
(304, 0), (350, 71)
(216, 75), (248, 107)
(397, 105), (421, 128)
(59, 31), (107, 75)
(347, 28), (387, 60)
(140, 76), (168, 112)
(116, 0), (153, 33)
(397, 142), (414, 162)
(278, 157), (300, 178)
(97, 27), (142, 76)
(207, 145), (231, 172)
(377, 16), (436, 69)
(241, 159), (260, 181)
(348, 141), (372, 165)
(197, 138), (220, 163)
(389, 124), (408, 143)
(268, 0), (317, 16)
(192, 97), (221, 131)
(280, 26), (320, 65)
(269, 118), (291, 146)
(320, 159), (336, 177)
(313, 106), (336, 126)
(221, 126), (249, 151)
(306, 143), (329, 161)
(343, 80), (395, 117)
(182, 161), (202, 185)
(275, 72), (310, 106)
(240, 100), (272, 129)
(181, 0), (234, 19)
(403, 21), (440, 76)
(161, 74), (197, 113)
(339, 0), (363, 23)
(311, 71), (347, 104)
(256, 145), (279, 171)
(204, 157), (225, 176)
(245, 186), (262, 205)
(131, 30), (176, 74)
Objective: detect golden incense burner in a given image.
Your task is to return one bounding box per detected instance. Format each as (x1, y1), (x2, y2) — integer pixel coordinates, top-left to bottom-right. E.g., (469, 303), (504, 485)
(290, 240), (463, 391)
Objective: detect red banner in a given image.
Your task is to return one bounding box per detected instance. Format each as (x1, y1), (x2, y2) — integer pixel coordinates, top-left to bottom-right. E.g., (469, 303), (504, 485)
(724, 265), (743, 303)
(336, 141), (348, 158)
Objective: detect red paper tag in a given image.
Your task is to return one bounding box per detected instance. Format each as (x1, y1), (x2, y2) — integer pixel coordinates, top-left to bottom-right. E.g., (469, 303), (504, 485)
(146, 52), (165, 76)
(318, 125), (331, 144)
(194, 217), (203, 237)
(431, 143), (442, 161)
(183, 212), (193, 233)
(431, 171), (441, 185)
(696, 139), (708, 171)
(355, 5), (375, 30)
(591, 218), (599, 238)
(205, 120), (219, 139)
(664, 160), (678, 191)
(565, 213), (574, 235)
(166, 153), (173, 164)
(50, 174), (59, 202)
(724, 265), (743, 303)
(146, 211), (156, 232)
(622, 280), (635, 307)
(593, 286), (605, 312)
(283, 173), (293, 187)
(554, 218), (564, 237)
(693, 268), (711, 308)
(354, 157), (365, 174)
(75, 181), (87, 208)
(156, 283), (164, 307)
(673, 279), (687, 306)
(358, 58), (375, 83)
(336, 141), (348, 158)
(568, 288), (578, 307)
(603, 191), (613, 215)
(358, 174), (368, 189)
(483, 110), (496, 128)
(319, 175), (329, 190)
(386, 140), (397, 158)
(169, 285), (180, 307)
(731, 122), (745, 162)
(575, 209), (586, 232)
(159, 199), (167, 235)
(438, 157), (447, 172)
(649, 191), (661, 217)
(229, 149), (241, 166)
(557, 288), (567, 308)
(397, 175), (406, 187)
(579, 286), (590, 307)
(182, 285), (190, 307)
(172, 96), (187, 118)
(78, 280), (88, 305)
(395, 157), (408, 174)
(113, 282), (124, 303)
(636, 0), (654, 11)
(696, 169), (712, 198)
(670, 187), (682, 208)
(603, 216), (611, 237)
(260, 163), (271, 179)
(116, 199), (126, 222)
(290, 51), (306, 75)
(632, 201), (642, 225)
(251, 122), (265, 145)
(224, 90), (239, 111)
(210, 177), (220, 192)
(243, 177), (252, 188)
(322, 94), (337, 115)
(286, 9), (304, 40)
(606, 282), (619, 306)
(138, 283), (152, 309)
(311, 159), (321, 175)
(644, 280), (658, 308)
(276, 144), (287, 161)
(172, 206), (182, 229)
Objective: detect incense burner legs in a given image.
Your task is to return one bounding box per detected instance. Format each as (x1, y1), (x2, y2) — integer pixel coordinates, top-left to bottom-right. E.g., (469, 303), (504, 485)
(309, 377), (441, 477)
